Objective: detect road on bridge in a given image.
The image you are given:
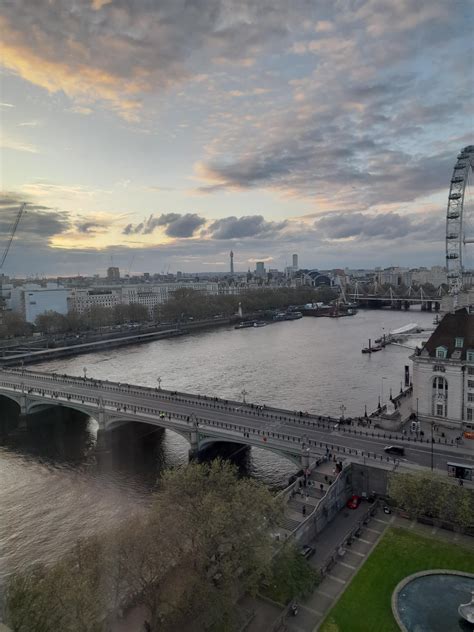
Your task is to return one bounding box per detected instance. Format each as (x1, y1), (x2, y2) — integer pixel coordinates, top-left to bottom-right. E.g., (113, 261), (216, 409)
(1, 368), (473, 474)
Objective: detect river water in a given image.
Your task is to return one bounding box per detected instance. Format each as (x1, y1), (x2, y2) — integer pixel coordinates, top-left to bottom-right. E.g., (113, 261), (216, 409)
(0, 309), (434, 592)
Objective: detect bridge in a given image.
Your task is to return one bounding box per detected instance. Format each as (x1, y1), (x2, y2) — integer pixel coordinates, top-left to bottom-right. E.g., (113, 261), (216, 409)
(0, 368), (473, 472)
(346, 285), (444, 311)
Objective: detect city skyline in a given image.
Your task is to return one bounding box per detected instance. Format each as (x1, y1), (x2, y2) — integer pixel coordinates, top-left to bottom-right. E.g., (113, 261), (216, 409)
(1, 0), (473, 275)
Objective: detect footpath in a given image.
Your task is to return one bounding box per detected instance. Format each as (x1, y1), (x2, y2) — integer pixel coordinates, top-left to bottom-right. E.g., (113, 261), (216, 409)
(287, 503), (394, 632)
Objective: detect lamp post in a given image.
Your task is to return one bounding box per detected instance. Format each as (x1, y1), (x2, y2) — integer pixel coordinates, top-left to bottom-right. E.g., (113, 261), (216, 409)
(83, 366), (87, 380)
(241, 389), (248, 404)
(431, 417), (434, 471)
(157, 376), (162, 390)
(340, 404), (346, 420)
(381, 376), (387, 406)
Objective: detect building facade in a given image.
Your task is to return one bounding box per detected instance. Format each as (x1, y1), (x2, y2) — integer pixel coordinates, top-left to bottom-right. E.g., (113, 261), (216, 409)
(7, 283), (69, 323)
(69, 281), (219, 315)
(412, 308), (474, 427)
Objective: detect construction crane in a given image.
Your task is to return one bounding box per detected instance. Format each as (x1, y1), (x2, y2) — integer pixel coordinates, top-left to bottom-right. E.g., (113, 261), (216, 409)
(0, 203), (26, 270)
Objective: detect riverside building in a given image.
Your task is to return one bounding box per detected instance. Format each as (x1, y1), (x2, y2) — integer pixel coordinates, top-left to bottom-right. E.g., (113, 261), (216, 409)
(411, 308), (474, 428)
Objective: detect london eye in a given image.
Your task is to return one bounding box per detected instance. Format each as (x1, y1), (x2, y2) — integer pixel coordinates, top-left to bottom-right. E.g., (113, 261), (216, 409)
(446, 145), (474, 299)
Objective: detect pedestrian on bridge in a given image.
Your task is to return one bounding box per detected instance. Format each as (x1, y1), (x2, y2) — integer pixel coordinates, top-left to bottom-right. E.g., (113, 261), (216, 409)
(302, 505), (306, 517)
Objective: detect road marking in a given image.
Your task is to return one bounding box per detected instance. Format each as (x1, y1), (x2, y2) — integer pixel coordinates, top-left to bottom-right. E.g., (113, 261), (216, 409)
(374, 517), (390, 524)
(365, 526), (383, 534)
(409, 521), (416, 529)
(316, 590), (335, 600)
(358, 537), (372, 544)
(339, 561), (357, 570)
(431, 527), (438, 535)
(301, 604), (324, 617)
(347, 550), (365, 557)
(326, 574), (347, 585)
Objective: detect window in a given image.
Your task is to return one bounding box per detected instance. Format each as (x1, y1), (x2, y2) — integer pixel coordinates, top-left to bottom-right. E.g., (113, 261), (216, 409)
(469, 393), (474, 403)
(469, 367), (474, 375)
(467, 408), (473, 421)
(469, 380), (474, 389)
(468, 351), (474, 363)
(436, 346), (447, 359)
(436, 404), (444, 416)
(433, 377), (448, 390)
(455, 337), (464, 348)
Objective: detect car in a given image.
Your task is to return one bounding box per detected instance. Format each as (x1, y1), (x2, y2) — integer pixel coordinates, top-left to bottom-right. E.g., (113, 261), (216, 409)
(300, 545), (315, 559)
(384, 445), (405, 456)
(346, 495), (361, 510)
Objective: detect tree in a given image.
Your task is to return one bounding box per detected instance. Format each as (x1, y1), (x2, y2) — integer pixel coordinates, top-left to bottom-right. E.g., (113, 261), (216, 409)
(388, 471), (474, 528)
(5, 461), (282, 632)
(4, 539), (109, 632)
(35, 311), (68, 334)
(263, 544), (320, 605)
(0, 311), (31, 338)
(150, 460), (282, 630)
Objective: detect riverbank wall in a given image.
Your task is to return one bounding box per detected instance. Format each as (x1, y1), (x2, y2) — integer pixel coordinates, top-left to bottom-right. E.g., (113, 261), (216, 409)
(0, 317), (238, 367)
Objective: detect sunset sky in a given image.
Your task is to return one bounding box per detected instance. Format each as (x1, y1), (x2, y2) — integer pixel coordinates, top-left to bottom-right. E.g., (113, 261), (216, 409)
(1, 0), (472, 276)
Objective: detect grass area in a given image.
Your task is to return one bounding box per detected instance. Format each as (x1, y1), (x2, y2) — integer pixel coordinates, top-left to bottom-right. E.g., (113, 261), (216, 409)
(320, 527), (474, 632)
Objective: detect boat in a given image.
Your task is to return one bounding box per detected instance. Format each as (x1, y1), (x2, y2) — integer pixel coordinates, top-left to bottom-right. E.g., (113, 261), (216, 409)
(361, 338), (383, 354)
(253, 321), (267, 327)
(234, 321), (255, 329)
(284, 311), (303, 320)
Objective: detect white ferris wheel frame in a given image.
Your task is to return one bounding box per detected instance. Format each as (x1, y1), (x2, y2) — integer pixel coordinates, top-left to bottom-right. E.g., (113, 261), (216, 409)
(446, 144), (474, 299)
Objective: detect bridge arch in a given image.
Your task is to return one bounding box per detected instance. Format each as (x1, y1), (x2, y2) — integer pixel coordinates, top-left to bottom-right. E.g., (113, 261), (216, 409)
(197, 436), (303, 467)
(104, 416), (192, 444)
(0, 392), (22, 412)
(25, 399), (99, 424)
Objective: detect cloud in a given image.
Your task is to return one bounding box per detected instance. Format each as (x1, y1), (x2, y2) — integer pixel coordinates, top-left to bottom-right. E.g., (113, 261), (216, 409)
(123, 213), (206, 238)
(0, 1), (296, 119)
(193, 0), (471, 207)
(208, 215), (288, 239)
(0, 194), (71, 242)
(315, 211), (444, 242)
(1, 136), (39, 154)
(75, 221), (107, 234)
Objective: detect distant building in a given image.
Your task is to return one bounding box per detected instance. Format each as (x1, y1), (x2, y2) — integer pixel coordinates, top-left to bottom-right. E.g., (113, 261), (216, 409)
(411, 266), (447, 288)
(255, 262), (266, 277)
(9, 283), (69, 323)
(107, 266), (120, 281)
(411, 308), (474, 427)
(292, 254), (298, 269)
(230, 251), (234, 275)
(69, 281), (219, 316)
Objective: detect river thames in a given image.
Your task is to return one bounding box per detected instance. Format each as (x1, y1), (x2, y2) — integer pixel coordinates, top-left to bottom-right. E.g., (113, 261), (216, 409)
(0, 309), (434, 590)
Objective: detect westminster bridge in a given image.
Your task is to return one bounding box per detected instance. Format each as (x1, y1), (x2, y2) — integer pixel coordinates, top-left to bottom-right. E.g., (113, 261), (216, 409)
(0, 368), (472, 472)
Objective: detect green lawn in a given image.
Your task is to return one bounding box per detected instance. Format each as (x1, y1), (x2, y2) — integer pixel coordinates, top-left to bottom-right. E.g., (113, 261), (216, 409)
(320, 527), (474, 632)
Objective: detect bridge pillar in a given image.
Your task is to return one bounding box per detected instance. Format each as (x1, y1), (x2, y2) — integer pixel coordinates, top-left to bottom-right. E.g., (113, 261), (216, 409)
(96, 428), (112, 453)
(300, 446), (310, 470)
(17, 413), (28, 431)
(188, 429), (199, 460)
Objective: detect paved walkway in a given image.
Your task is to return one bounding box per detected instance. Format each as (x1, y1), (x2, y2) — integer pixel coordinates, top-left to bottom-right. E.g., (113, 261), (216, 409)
(285, 503), (395, 632)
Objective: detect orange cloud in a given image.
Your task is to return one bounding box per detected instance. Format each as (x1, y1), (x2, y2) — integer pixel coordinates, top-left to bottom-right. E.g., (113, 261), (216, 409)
(0, 20), (143, 120)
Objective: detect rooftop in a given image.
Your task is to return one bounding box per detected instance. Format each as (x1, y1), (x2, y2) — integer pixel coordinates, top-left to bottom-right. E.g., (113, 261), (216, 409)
(422, 308), (474, 360)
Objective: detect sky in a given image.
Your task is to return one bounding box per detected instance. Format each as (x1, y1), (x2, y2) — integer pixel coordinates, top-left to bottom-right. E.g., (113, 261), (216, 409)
(0, 0), (473, 276)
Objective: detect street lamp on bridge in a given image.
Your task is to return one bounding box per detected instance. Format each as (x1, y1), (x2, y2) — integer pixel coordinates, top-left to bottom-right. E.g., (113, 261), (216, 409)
(83, 366), (87, 380)
(157, 376), (162, 390)
(241, 389), (248, 404)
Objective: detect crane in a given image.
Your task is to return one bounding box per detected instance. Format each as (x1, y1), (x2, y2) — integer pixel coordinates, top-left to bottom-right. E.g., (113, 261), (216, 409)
(0, 203), (26, 270)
